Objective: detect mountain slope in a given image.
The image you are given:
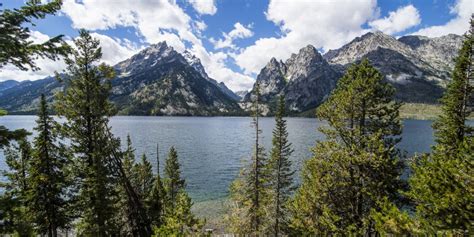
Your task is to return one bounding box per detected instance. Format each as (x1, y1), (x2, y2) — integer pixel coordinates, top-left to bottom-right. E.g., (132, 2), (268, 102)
(243, 45), (341, 114)
(324, 31), (462, 103)
(0, 42), (241, 115)
(0, 77), (61, 113)
(243, 32), (462, 115)
(182, 50), (240, 101)
(0, 80), (20, 92)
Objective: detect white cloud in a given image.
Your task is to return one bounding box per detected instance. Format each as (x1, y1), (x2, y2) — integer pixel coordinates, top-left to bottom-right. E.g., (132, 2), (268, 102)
(61, 0), (252, 91)
(188, 0), (217, 15)
(0, 32), (140, 82)
(210, 22), (253, 49)
(413, 0), (472, 37)
(369, 5), (421, 35)
(90, 33), (141, 65)
(189, 44), (255, 91)
(235, 0), (378, 74)
(194, 20), (207, 32)
(62, 0), (195, 47)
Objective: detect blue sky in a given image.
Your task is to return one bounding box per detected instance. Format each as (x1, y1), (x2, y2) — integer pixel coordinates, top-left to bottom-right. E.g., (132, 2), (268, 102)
(1, 0), (472, 91)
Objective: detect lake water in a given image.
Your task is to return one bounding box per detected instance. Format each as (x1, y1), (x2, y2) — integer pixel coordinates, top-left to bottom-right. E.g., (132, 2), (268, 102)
(0, 116), (435, 219)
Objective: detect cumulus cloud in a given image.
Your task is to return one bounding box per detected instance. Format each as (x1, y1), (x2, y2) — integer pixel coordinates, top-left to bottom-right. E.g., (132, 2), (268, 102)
(369, 5), (421, 34)
(188, 0), (217, 15)
(189, 44), (255, 91)
(210, 22), (253, 49)
(0, 32), (140, 82)
(234, 0), (378, 75)
(90, 33), (141, 65)
(413, 0), (472, 37)
(61, 0), (196, 49)
(60, 0), (252, 91)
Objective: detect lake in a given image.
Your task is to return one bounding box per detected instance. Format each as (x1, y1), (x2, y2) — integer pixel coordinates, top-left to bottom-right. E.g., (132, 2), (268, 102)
(0, 116), (435, 219)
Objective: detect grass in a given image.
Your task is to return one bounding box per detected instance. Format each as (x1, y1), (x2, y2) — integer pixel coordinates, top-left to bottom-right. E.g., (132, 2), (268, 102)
(399, 103), (443, 120)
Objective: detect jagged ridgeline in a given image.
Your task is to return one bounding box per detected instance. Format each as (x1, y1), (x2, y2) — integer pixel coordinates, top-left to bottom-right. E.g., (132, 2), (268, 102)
(243, 32), (463, 115)
(0, 42), (241, 116)
(0, 32), (463, 116)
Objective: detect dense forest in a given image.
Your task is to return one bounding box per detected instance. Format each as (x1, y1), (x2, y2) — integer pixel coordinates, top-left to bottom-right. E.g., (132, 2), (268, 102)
(0, 1), (472, 236)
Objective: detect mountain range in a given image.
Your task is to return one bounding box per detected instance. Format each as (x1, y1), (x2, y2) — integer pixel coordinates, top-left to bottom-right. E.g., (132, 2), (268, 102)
(0, 31), (463, 116)
(243, 31), (462, 114)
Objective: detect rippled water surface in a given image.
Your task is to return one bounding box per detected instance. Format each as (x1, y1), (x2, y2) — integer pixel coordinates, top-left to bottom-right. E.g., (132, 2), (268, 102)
(0, 116), (435, 204)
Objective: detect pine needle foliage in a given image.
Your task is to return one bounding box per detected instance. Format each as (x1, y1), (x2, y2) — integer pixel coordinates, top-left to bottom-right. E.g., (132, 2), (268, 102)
(290, 59), (405, 235)
(406, 16), (473, 234)
(55, 30), (120, 236)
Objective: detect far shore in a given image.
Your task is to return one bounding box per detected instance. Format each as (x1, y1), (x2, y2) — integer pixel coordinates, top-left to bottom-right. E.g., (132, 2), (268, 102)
(3, 103), (473, 120)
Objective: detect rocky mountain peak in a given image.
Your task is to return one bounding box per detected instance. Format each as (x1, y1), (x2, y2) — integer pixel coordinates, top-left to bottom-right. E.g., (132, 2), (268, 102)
(115, 41), (183, 76)
(263, 57), (285, 72)
(182, 50), (209, 79)
(285, 44), (327, 82)
(324, 31), (412, 65)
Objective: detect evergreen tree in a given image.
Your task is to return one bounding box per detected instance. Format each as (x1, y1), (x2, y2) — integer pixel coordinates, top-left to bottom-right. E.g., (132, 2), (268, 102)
(164, 146), (185, 209)
(289, 59), (405, 235)
(0, 0), (67, 149)
(27, 94), (70, 236)
(0, 139), (34, 235)
(266, 95), (295, 236)
(226, 82), (269, 235)
(154, 191), (203, 236)
(134, 153), (155, 200)
(117, 134), (136, 235)
(55, 30), (119, 236)
(123, 134), (136, 181)
(407, 17), (473, 234)
(148, 144), (165, 227)
(156, 146), (202, 235)
(0, 0), (69, 71)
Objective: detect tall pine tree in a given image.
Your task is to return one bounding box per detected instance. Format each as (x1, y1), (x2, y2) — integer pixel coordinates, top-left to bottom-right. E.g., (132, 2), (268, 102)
(266, 95), (295, 236)
(407, 17), (473, 234)
(156, 146), (202, 235)
(290, 59), (405, 235)
(226, 82), (269, 235)
(117, 134), (137, 235)
(164, 146), (185, 209)
(0, 139), (34, 235)
(134, 153), (155, 200)
(0, 0), (67, 149)
(55, 30), (119, 236)
(27, 94), (70, 237)
(147, 144), (165, 227)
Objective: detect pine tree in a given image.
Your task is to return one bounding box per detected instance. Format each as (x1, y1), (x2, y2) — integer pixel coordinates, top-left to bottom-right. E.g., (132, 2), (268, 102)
(148, 144), (165, 227)
(407, 17), (473, 234)
(27, 94), (70, 236)
(55, 30), (119, 236)
(289, 59), (405, 235)
(227, 82), (268, 235)
(134, 153), (155, 200)
(117, 134), (137, 235)
(266, 95), (295, 236)
(0, 0), (69, 71)
(164, 146), (185, 209)
(154, 191), (203, 236)
(0, 139), (34, 235)
(156, 146), (202, 235)
(123, 134), (136, 181)
(0, 0), (67, 149)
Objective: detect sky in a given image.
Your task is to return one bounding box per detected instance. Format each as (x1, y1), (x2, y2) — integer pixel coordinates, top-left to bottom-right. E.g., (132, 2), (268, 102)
(0, 0), (472, 91)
